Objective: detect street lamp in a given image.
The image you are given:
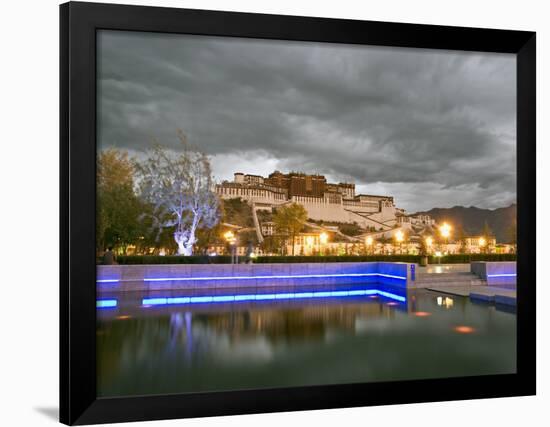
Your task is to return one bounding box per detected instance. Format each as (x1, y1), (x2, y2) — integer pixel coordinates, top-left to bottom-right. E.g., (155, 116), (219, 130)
(223, 230), (235, 242)
(224, 230), (237, 263)
(478, 236), (486, 254)
(439, 222), (452, 254)
(365, 236), (373, 255)
(439, 222), (452, 239)
(394, 230), (405, 254)
(319, 232), (328, 256)
(425, 236), (433, 249)
(305, 235), (314, 255)
(425, 236), (434, 259)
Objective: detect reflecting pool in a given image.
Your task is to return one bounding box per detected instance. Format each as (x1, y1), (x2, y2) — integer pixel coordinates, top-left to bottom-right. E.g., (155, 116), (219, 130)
(97, 284), (516, 397)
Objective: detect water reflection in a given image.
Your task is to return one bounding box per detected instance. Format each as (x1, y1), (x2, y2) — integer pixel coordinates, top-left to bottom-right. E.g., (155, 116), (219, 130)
(97, 287), (516, 398)
(437, 296), (454, 308)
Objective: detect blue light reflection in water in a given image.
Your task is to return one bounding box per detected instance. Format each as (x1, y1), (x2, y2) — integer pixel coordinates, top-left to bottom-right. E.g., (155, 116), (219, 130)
(139, 288), (405, 307)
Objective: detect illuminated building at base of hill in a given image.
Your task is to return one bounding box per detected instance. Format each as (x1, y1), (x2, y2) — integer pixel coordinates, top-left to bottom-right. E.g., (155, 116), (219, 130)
(216, 171), (434, 235)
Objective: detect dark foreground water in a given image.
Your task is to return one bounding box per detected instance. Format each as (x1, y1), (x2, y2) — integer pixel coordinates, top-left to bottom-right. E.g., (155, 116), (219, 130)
(97, 284), (516, 397)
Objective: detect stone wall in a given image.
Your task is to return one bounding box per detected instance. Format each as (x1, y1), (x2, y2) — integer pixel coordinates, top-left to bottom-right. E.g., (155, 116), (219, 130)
(97, 261), (416, 294)
(471, 261), (517, 286)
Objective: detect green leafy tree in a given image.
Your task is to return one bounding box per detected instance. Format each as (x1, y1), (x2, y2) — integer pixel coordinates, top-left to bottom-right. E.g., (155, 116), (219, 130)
(273, 203), (308, 255)
(195, 203), (226, 255)
(97, 149), (143, 254)
(260, 235), (283, 255)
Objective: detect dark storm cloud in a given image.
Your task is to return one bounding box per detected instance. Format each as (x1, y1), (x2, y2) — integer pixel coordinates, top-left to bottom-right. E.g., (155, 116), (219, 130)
(97, 30), (516, 211)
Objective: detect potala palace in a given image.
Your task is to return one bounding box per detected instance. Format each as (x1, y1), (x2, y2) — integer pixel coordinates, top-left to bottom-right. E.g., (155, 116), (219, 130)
(215, 171), (436, 243)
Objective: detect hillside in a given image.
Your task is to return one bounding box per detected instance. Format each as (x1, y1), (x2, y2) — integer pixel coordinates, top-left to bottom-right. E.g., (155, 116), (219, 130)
(221, 198), (254, 228)
(414, 204), (516, 243)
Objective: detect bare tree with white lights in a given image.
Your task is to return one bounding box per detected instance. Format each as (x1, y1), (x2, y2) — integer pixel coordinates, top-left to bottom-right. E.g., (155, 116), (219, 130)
(135, 130), (220, 255)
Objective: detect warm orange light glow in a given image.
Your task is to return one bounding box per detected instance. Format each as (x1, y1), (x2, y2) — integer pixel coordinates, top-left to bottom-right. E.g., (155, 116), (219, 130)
(454, 325), (475, 334)
(439, 222), (452, 239)
(478, 237), (486, 247)
(436, 296), (454, 308)
(305, 236), (314, 246)
(413, 311), (431, 317)
(365, 236), (374, 246)
(319, 232), (329, 245)
(116, 315), (131, 320)
(224, 230), (236, 244)
(394, 230), (405, 243)
(425, 236), (433, 247)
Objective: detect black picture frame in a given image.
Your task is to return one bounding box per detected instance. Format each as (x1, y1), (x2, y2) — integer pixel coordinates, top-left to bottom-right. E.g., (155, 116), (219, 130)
(60, 1), (536, 425)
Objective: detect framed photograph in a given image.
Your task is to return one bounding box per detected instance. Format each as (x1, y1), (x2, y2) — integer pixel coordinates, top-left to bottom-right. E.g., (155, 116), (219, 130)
(60, 1), (536, 425)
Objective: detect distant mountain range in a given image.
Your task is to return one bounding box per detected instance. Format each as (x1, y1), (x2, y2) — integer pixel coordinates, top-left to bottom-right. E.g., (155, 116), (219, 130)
(414, 204), (516, 243)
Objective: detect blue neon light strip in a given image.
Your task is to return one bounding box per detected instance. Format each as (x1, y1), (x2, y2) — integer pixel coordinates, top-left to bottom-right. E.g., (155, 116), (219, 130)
(97, 273), (408, 283)
(141, 272), (407, 282)
(97, 299), (117, 308)
(487, 273), (517, 278)
(141, 288), (405, 306)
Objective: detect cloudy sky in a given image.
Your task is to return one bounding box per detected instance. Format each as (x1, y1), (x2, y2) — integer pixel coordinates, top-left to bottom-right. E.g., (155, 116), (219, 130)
(97, 30), (516, 213)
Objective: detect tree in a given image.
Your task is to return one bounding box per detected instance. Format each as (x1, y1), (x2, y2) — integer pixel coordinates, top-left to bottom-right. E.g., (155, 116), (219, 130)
(455, 224), (467, 254)
(135, 130), (220, 255)
(273, 203), (308, 255)
(260, 235), (283, 255)
(194, 203), (226, 255)
(97, 149), (142, 254)
(418, 235), (429, 257)
(481, 221), (494, 254)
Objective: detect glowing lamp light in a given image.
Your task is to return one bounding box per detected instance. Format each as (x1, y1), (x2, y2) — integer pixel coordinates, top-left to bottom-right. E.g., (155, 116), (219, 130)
(223, 230), (236, 244)
(365, 236), (373, 246)
(454, 325), (475, 334)
(478, 237), (486, 247)
(413, 311), (431, 317)
(437, 296), (454, 308)
(425, 236), (433, 247)
(319, 232), (329, 245)
(394, 230), (405, 243)
(116, 315), (131, 320)
(439, 222), (452, 239)
(435, 251), (442, 258)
